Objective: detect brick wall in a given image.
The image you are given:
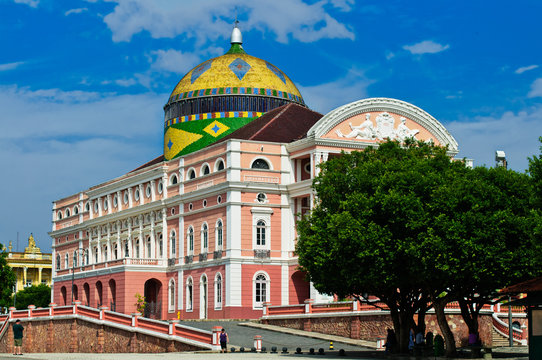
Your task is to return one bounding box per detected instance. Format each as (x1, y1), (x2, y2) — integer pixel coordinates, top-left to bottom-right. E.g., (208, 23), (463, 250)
(0, 318), (203, 353)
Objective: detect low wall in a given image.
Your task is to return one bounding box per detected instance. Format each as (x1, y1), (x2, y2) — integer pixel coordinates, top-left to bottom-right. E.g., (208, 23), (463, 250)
(0, 317), (203, 354)
(262, 311), (526, 347)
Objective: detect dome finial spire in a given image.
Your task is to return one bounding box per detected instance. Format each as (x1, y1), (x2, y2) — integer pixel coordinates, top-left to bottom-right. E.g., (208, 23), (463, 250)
(230, 16), (242, 45)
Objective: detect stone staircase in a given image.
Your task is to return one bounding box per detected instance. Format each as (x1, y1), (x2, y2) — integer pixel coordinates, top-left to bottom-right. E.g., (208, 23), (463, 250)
(492, 326), (512, 347)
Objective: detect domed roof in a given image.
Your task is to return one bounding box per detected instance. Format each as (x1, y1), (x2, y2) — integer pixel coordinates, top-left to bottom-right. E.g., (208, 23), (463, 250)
(163, 24), (306, 161)
(168, 52), (303, 103)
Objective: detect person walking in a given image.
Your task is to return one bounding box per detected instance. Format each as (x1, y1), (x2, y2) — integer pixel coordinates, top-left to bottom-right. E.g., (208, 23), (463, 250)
(12, 319), (24, 355)
(219, 328), (229, 353)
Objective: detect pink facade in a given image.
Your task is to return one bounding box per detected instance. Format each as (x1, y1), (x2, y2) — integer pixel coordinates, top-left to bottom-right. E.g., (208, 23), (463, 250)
(50, 97), (459, 320)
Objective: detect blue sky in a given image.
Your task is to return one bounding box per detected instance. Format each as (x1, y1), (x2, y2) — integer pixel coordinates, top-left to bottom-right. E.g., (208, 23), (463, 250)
(1, 0), (542, 252)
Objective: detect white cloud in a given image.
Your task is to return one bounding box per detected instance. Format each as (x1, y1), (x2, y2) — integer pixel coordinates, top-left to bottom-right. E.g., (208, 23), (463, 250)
(13, 0), (39, 8)
(528, 78), (542, 98)
(149, 49), (201, 75)
(298, 69), (374, 113)
(0, 85), (166, 251)
(329, 0), (355, 12)
(446, 105), (542, 172)
(65, 8), (88, 16)
(0, 61), (25, 71)
(115, 78), (137, 87)
(403, 40), (450, 55)
(103, 0), (354, 44)
(515, 65), (539, 74)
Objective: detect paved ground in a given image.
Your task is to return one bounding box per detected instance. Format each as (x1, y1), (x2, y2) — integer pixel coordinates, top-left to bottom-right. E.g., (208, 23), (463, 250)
(177, 320), (371, 351)
(0, 347), (529, 360)
(0, 320), (529, 359)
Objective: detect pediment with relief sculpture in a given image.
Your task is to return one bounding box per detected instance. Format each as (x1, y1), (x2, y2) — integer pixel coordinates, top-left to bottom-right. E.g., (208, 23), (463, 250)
(306, 97), (458, 154)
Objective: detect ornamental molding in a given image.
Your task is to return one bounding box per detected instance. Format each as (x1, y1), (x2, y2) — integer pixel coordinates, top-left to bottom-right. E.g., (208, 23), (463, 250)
(306, 97), (459, 153)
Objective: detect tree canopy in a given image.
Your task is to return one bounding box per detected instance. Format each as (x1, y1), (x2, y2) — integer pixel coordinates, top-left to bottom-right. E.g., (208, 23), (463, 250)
(0, 244), (16, 309)
(296, 140), (542, 354)
(13, 284), (52, 310)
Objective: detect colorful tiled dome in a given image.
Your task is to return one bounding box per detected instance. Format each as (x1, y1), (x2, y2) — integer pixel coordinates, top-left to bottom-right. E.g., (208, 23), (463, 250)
(163, 25), (306, 160)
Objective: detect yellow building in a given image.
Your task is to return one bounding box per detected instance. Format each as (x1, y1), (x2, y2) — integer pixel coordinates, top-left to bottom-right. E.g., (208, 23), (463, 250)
(4, 234), (52, 292)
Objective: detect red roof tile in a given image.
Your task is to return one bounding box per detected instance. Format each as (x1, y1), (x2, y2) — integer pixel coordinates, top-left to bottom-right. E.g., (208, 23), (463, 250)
(218, 103), (323, 144)
(501, 276), (542, 293)
(129, 155), (164, 173)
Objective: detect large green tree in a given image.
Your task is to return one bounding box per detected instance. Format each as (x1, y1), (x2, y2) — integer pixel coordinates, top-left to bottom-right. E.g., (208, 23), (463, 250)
(296, 140), (542, 354)
(0, 244), (16, 309)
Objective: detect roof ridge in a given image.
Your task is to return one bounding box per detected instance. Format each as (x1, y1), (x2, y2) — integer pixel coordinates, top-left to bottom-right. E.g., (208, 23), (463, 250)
(248, 103), (293, 140)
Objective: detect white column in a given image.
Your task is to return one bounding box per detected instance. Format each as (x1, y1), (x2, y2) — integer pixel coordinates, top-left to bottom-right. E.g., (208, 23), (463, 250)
(225, 262), (242, 307)
(227, 190), (241, 257)
(107, 195), (112, 215)
(128, 187), (133, 208)
(150, 221), (155, 259)
(98, 197), (103, 217)
(162, 208), (167, 261)
(281, 264), (289, 305)
(162, 173), (168, 198)
(97, 228), (102, 262)
(150, 180), (156, 202)
(89, 200), (94, 220)
(177, 270), (184, 310)
(116, 191), (122, 211)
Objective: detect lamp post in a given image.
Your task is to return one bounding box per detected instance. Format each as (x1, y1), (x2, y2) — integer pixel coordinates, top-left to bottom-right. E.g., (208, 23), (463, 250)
(71, 248), (87, 304)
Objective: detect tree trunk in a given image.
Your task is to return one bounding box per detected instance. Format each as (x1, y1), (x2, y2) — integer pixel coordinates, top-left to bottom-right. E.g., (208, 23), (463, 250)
(432, 296), (457, 357)
(458, 298), (479, 335)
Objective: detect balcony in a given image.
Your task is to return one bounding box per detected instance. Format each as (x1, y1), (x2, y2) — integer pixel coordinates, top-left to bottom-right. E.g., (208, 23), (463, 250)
(185, 255), (193, 264)
(199, 253), (208, 262)
(254, 249), (270, 259)
(213, 250), (222, 260)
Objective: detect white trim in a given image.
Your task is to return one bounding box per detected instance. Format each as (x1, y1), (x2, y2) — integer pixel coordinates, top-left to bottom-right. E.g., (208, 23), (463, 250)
(253, 271), (270, 309)
(214, 272), (223, 310)
(186, 276), (193, 312)
(200, 162), (211, 176)
(214, 158), (225, 172)
(250, 156), (273, 170)
(215, 219), (223, 250)
(168, 278), (175, 312)
(201, 222), (209, 253)
(199, 273), (208, 319)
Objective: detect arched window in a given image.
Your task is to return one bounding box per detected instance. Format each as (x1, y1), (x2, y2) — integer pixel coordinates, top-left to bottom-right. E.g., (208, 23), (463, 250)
(94, 247), (98, 263)
(73, 206), (79, 215)
(85, 202), (90, 212)
(254, 273), (269, 308)
(135, 239), (140, 258)
(215, 273), (222, 309)
(186, 277), (193, 311)
(146, 236), (151, 258)
(187, 227), (194, 255)
(114, 243), (118, 259)
(103, 245), (108, 262)
(57, 211), (63, 220)
(202, 223), (208, 252)
(65, 208), (71, 217)
(216, 220), (223, 249)
(251, 158), (270, 169)
(188, 169), (196, 180)
(170, 174), (178, 185)
(85, 250), (89, 266)
(170, 230), (176, 256)
(159, 234), (163, 257)
(215, 159), (225, 171)
(201, 164), (210, 176)
(73, 250), (78, 267)
(124, 241), (129, 257)
(169, 279), (175, 312)
(56, 254), (61, 270)
(256, 220), (266, 246)
(65, 254), (69, 269)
